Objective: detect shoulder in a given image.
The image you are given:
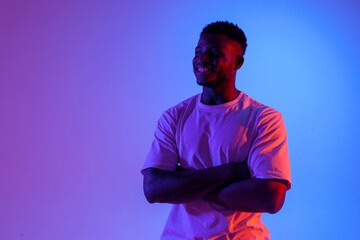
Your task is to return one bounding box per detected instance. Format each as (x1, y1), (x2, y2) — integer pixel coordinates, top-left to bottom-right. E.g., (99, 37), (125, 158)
(157, 94), (199, 128)
(242, 92), (282, 118)
(161, 94), (199, 121)
(240, 93), (284, 129)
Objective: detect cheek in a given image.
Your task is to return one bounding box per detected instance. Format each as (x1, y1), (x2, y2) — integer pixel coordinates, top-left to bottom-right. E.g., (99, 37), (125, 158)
(225, 58), (234, 68)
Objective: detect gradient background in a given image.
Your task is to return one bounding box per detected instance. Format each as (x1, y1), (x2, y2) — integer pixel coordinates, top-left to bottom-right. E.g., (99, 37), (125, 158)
(1, 0), (360, 239)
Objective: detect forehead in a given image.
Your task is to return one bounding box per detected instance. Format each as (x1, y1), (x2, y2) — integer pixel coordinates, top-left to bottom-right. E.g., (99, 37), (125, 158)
(196, 33), (234, 48)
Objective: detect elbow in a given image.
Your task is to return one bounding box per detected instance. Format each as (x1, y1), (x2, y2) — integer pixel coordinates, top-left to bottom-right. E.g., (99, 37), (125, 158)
(264, 179), (287, 214)
(144, 189), (163, 204)
(142, 168), (180, 204)
(266, 191), (286, 214)
(144, 188), (155, 203)
(267, 201), (284, 214)
(142, 168), (162, 204)
(145, 193), (157, 204)
(143, 178), (168, 204)
(143, 182), (159, 204)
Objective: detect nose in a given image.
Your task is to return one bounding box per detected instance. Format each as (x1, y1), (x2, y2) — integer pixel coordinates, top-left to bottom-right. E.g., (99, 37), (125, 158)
(198, 52), (211, 63)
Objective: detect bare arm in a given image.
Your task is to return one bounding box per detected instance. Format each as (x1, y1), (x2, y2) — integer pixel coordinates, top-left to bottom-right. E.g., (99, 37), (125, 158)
(203, 178), (288, 214)
(142, 162), (250, 204)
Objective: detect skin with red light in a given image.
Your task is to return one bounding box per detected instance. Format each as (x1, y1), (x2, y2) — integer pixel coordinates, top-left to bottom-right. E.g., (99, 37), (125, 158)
(193, 33), (243, 105)
(142, 33), (287, 214)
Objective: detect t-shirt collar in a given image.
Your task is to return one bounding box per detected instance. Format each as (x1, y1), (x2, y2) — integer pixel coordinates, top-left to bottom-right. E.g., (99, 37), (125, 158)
(197, 91), (244, 111)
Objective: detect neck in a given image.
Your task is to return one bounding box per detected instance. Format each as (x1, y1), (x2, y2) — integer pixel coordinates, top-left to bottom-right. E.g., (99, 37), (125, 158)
(201, 85), (240, 105)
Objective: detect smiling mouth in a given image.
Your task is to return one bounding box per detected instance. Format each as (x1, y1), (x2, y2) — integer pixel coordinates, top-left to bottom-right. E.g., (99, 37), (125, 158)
(195, 65), (215, 74)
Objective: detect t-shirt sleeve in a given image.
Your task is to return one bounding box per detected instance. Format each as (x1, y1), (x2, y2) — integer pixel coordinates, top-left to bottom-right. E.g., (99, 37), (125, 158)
(141, 110), (179, 174)
(248, 108), (292, 190)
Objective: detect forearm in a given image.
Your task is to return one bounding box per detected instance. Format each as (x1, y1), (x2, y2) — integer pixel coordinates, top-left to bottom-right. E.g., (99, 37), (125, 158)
(143, 163), (249, 204)
(204, 178), (287, 214)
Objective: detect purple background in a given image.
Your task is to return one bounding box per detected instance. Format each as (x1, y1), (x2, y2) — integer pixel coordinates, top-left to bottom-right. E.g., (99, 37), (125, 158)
(1, 0), (359, 239)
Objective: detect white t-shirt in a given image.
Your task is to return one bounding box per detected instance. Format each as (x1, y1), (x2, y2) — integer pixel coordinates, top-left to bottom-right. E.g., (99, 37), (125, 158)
(142, 92), (291, 240)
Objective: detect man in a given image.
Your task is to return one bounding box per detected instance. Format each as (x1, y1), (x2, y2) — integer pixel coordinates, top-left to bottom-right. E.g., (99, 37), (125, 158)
(141, 21), (291, 240)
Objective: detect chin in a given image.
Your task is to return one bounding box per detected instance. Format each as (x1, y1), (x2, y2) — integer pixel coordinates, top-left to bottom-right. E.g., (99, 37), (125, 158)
(196, 77), (217, 87)
(196, 79), (209, 86)
(196, 79), (204, 85)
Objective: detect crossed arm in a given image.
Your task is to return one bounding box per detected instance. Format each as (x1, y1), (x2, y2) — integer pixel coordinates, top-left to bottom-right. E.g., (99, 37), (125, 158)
(142, 162), (287, 214)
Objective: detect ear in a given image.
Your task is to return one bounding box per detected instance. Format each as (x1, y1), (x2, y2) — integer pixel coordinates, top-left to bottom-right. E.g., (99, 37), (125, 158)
(234, 55), (244, 70)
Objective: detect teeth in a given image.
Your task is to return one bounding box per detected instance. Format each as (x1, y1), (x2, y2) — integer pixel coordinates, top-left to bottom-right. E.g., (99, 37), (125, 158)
(198, 67), (211, 73)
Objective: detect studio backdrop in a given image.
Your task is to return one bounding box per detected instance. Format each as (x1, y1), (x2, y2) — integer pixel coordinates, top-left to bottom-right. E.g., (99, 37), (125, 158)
(1, 0), (359, 239)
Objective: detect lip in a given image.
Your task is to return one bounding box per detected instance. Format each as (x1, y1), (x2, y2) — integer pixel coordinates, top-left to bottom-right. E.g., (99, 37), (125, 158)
(194, 64), (216, 75)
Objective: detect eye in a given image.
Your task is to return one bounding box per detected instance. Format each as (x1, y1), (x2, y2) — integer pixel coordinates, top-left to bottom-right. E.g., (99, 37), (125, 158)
(212, 49), (221, 56)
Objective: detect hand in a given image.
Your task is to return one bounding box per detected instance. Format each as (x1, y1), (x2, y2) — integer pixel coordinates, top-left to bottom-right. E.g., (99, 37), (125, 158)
(202, 162), (250, 207)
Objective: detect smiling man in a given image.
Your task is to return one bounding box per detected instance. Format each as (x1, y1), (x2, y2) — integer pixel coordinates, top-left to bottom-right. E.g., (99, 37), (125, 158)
(141, 21), (291, 240)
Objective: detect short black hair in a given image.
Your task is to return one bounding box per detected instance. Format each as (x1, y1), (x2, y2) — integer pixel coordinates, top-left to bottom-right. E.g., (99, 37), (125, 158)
(201, 21), (247, 55)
